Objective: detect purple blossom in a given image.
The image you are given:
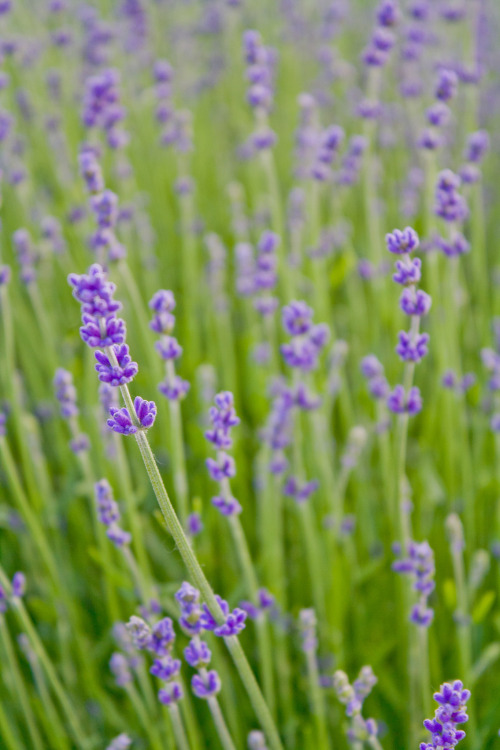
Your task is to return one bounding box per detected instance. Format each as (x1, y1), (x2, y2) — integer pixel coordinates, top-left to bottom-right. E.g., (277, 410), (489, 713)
(420, 681), (470, 750)
(435, 68), (458, 102)
(155, 336), (182, 360)
(11, 572), (26, 598)
(184, 639), (211, 668)
(212, 495), (242, 516)
(214, 608), (247, 637)
(53, 368), (79, 418)
(158, 682), (183, 705)
(399, 289), (432, 316)
(80, 314), (126, 348)
(150, 656), (181, 680)
(95, 345), (138, 386)
(133, 397), (157, 429)
(206, 453), (236, 481)
(393, 257), (422, 285)
(282, 301), (314, 336)
(465, 130), (489, 164)
(396, 331), (429, 362)
(150, 618), (175, 656)
(107, 407), (137, 435)
(387, 385), (422, 415)
(158, 375), (190, 401)
(109, 653), (132, 687)
(385, 227), (419, 255)
(192, 670), (221, 698)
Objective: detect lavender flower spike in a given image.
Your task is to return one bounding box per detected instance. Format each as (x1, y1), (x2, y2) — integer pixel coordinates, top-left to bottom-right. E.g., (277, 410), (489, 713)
(420, 681), (470, 749)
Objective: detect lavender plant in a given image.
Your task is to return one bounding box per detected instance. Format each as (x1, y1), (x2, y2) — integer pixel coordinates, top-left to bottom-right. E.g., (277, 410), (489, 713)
(1, 1), (499, 749)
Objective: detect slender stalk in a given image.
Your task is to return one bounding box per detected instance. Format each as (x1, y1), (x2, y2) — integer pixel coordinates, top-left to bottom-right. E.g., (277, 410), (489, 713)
(0, 617), (44, 750)
(169, 703), (190, 750)
(107, 360), (283, 749)
(0, 569), (88, 749)
(207, 696), (238, 750)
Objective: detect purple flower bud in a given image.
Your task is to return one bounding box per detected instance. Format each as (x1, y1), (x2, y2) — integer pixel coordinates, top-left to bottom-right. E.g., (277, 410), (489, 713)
(11, 572), (25, 598)
(133, 396), (156, 429)
(109, 653), (132, 687)
(206, 453), (236, 481)
(282, 300), (314, 336)
(185, 639), (212, 668)
(435, 68), (458, 102)
(387, 385), (422, 415)
(107, 407), (137, 435)
(399, 289), (432, 316)
(214, 607), (247, 636)
(95, 345), (138, 386)
(465, 130), (489, 164)
(386, 226), (419, 255)
(155, 336), (182, 360)
(158, 375), (190, 401)
(192, 670), (221, 698)
(150, 656), (181, 680)
(158, 682), (183, 705)
(212, 495), (242, 516)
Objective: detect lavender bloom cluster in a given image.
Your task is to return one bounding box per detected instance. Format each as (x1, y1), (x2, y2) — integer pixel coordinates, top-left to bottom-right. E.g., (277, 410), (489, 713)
(333, 666), (379, 744)
(94, 479), (131, 548)
(126, 614), (183, 706)
(0, 571), (26, 613)
(418, 68), (458, 152)
(205, 391), (242, 516)
(53, 368), (90, 454)
(434, 170), (470, 258)
(393, 540), (435, 626)
(82, 69), (128, 149)
(420, 681), (470, 750)
(68, 264), (156, 435)
(78, 147), (125, 262)
(385, 226), (429, 415)
(242, 30), (277, 150)
(176, 581), (247, 639)
(149, 290), (190, 401)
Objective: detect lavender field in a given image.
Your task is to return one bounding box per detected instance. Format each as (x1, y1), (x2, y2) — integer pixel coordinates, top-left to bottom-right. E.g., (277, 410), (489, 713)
(0, 0), (498, 748)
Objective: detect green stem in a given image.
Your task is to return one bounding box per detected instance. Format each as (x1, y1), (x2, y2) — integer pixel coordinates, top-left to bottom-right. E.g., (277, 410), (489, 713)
(169, 703), (191, 750)
(111, 371), (283, 750)
(208, 696), (238, 750)
(0, 617), (44, 750)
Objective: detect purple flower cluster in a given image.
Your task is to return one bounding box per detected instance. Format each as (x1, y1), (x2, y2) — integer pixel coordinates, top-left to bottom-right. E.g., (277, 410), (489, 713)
(299, 608), (318, 653)
(361, 1), (398, 69)
(311, 125), (344, 182)
(184, 637), (221, 699)
(253, 230), (280, 317)
(68, 264), (157, 436)
(393, 540), (435, 626)
(12, 228), (37, 285)
(360, 355), (389, 401)
(333, 667), (379, 744)
(336, 135), (367, 186)
(420, 681), (470, 750)
(442, 370), (475, 396)
(385, 227), (428, 415)
(242, 30), (277, 150)
(0, 571), (25, 613)
(82, 69), (128, 149)
(149, 290), (190, 402)
(53, 369), (90, 454)
(418, 68), (458, 152)
(126, 614), (183, 706)
(95, 479), (131, 548)
(107, 396), (156, 435)
(283, 476), (319, 503)
(281, 301), (330, 372)
(205, 391), (242, 516)
(434, 170), (469, 225)
(176, 581), (247, 639)
(239, 588), (275, 621)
